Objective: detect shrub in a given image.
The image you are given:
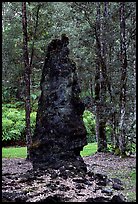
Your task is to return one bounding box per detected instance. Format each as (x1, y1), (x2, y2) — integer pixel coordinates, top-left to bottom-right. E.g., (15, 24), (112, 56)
(83, 110), (96, 143)
(30, 112), (37, 134)
(2, 104), (37, 145)
(83, 110), (113, 144)
(105, 125), (113, 143)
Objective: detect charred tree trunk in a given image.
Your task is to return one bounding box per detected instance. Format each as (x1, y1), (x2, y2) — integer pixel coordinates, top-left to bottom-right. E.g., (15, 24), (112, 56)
(119, 2), (127, 156)
(22, 2), (32, 160)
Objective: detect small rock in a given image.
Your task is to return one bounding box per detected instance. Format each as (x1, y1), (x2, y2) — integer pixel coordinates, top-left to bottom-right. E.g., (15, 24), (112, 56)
(2, 172), (11, 176)
(106, 178), (113, 185)
(84, 180), (93, 186)
(111, 194), (126, 202)
(17, 161), (22, 165)
(86, 197), (94, 202)
(37, 176), (44, 181)
(94, 196), (110, 202)
(93, 186), (102, 192)
(111, 178), (123, 185)
(76, 183), (85, 189)
(73, 178), (86, 183)
(46, 183), (57, 191)
(112, 183), (124, 190)
(94, 173), (107, 180)
(86, 196), (110, 202)
(59, 166), (66, 172)
(96, 180), (107, 186)
(56, 181), (60, 185)
(68, 164), (75, 170)
(77, 193), (85, 196)
(89, 177), (95, 181)
(39, 195), (63, 202)
(50, 172), (58, 179)
(87, 171), (94, 177)
(59, 174), (68, 180)
(101, 188), (113, 195)
(58, 184), (70, 191)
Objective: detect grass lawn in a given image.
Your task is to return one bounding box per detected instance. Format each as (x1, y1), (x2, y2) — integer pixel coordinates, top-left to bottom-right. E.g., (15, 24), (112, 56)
(2, 146), (27, 158)
(80, 143), (97, 157)
(2, 143), (97, 158)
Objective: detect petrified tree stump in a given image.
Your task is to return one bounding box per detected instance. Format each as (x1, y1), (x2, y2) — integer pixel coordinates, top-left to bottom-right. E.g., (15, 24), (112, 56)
(30, 34), (87, 172)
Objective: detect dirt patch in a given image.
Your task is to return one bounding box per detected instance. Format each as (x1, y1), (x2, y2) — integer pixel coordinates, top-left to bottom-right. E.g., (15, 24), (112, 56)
(2, 152), (136, 202)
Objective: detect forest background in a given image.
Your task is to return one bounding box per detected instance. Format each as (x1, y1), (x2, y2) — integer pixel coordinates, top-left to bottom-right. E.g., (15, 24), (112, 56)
(2, 2), (136, 157)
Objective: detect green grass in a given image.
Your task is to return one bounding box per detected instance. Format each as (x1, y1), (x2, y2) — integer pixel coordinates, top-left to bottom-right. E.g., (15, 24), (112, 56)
(129, 169), (136, 181)
(2, 146), (27, 158)
(2, 143), (97, 158)
(122, 169), (136, 202)
(80, 142), (97, 157)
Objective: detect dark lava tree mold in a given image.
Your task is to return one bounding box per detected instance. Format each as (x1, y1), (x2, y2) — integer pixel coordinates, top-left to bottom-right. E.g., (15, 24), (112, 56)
(30, 34), (87, 173)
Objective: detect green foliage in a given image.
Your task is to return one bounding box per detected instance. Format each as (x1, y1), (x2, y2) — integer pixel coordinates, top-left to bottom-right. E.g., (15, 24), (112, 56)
(31, 93), (37, 100)
(30, 111), (37, 134)
(113, 143), (136, 156)
(2, 87), (20, 103)
(2, 106), (25, 141)
(105, 125), (113, 143)
(125, 143), (136, 155)
(2, 2), (52, 104)
(30, 91), (40, 111)
(80, 90), (91, 98)
(114, 147), (121, 156)
(2, 104), (36, 143)
(83, 110), (115, 145)
(83, 110), (96, 143)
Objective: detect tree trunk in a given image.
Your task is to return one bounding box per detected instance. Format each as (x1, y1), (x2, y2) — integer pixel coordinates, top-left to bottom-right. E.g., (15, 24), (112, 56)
(119, 2), (127, 156)
(22, 2), (32, 160)
(30, 3), (41, 68)
(94, 2), (107, 152)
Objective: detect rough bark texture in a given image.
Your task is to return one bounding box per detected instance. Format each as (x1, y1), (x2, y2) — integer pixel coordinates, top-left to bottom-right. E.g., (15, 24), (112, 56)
(30, 35), (87, 172)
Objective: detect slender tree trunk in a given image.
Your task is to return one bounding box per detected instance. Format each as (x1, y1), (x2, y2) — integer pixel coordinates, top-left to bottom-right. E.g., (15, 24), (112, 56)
(99, 2), (108, 150)
(22, 2), (32, 160)
(22, 3), (41, 160)
(112, 111), (120, 149)
(95, 50), (101, 150)
(30, 3), (41, 68)
(95, 2), (101, 151)
(95, 2), (107, 152)
(119, 2), (127, 156)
